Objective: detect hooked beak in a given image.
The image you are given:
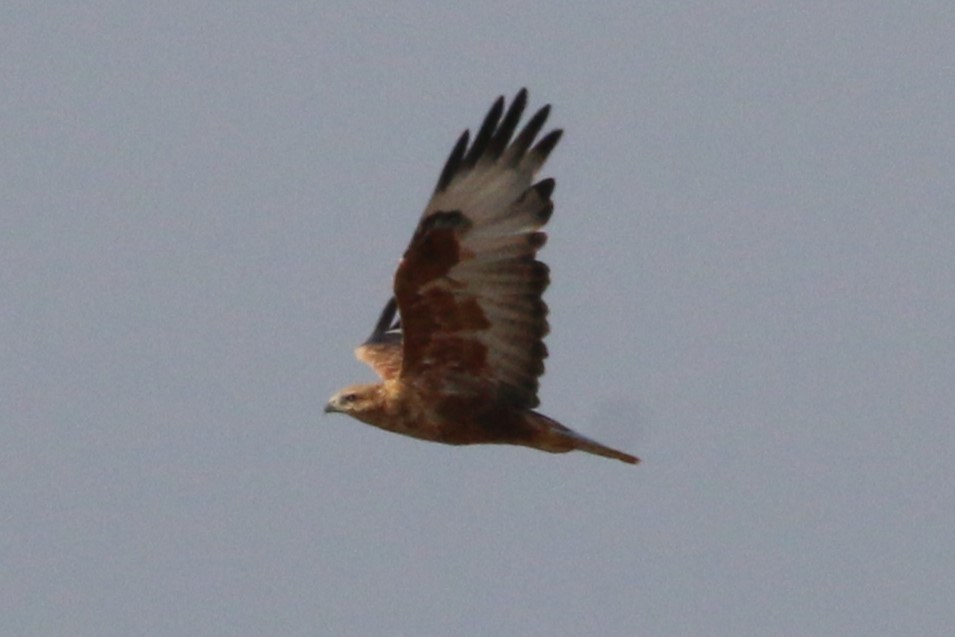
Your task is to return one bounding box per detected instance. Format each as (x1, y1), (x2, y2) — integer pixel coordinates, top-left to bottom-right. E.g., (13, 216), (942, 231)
(323, 401), (339, 414)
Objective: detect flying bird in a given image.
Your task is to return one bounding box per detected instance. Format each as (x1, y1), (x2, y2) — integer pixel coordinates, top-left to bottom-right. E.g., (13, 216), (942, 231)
(325, 89), (639, 465)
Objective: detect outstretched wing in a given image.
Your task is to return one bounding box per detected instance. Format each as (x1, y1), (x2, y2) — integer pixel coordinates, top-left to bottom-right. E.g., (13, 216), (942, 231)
(354, 297), (403, 380)
(393, 89), (561, 408)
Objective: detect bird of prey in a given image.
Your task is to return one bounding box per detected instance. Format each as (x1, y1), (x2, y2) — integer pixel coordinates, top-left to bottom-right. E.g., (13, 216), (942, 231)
(325, 89), (639, 465)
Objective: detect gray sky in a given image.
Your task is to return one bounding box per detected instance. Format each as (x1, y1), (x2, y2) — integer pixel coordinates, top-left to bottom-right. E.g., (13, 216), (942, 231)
(3, 2), (954, 635)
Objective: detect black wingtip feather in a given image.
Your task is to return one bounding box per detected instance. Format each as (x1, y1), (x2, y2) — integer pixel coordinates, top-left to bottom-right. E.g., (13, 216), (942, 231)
(531, 129), (563, 163)
(366, 297), (399, 344)
(435, 130), (470, 193)
(487, 89), (529, 159)
(533, 178), (556, 200)
(536, 201), (554, 226)
(528, 232), (548, 249)
(508, 104), (550, 162)
(463, 96), (505, 168)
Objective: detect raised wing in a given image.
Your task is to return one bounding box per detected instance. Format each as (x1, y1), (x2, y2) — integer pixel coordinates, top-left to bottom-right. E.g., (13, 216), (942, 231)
(354, 297), (402, 380)
(393, 89), (560, 408)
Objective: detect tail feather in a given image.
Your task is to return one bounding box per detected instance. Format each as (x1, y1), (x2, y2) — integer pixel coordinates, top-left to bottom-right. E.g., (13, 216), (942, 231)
(524, 411), (639, 465)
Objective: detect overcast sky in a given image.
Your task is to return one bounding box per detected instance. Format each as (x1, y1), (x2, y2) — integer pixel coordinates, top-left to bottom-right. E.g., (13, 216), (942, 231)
(3, 2), (954, 636)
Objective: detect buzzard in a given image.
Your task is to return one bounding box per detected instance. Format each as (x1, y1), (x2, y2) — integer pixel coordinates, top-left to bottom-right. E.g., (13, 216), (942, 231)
(325, 90), (639, 465)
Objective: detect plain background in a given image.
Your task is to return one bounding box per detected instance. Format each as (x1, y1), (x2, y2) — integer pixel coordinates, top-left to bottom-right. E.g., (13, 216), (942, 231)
(3, 2), (954, 636)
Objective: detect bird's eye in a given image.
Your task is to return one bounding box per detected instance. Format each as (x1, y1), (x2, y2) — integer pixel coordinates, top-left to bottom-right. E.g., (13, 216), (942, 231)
(342, 393), (358, 403)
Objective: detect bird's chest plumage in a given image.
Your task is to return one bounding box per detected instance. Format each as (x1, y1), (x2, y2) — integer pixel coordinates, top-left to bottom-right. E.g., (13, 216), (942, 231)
(361, 381), (523, 446)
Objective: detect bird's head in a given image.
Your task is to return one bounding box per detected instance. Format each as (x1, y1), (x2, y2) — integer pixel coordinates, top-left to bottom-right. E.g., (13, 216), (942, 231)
(324, 383), (384, 422)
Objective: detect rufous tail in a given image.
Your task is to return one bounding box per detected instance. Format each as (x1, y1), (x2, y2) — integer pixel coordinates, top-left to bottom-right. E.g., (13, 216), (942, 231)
(524, 411), (640, 465)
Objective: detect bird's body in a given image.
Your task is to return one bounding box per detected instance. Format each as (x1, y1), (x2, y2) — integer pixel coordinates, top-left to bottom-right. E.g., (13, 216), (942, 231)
(325, 90), (639, 465)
